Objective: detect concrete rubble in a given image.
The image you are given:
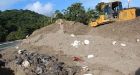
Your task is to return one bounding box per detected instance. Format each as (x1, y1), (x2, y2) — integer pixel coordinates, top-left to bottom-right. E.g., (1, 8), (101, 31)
(120, 43), (126, 47)
(112, 41), (117, 45)
(87, 55), (94, 59)
(136, 39), (140, 42)
(70, 34), (75, 37)
(71, 39), (90, 48)
(71, 40), (81, 48)
(14, 50), (81, 75)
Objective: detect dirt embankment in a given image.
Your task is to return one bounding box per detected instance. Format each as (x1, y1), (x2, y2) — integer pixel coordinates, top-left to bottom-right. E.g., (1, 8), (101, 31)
(1, 17), (140, 75)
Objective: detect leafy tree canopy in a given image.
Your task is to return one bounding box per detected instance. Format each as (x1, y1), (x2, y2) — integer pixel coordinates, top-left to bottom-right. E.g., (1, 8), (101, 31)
(0, 9), (52, 42)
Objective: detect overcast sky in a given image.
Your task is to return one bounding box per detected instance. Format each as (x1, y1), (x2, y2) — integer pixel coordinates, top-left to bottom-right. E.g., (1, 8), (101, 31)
(0, 0), (139, 16)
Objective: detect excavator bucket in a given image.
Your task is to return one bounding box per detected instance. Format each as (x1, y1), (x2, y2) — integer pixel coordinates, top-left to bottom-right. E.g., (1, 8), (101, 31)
(119, 8), (136, 20)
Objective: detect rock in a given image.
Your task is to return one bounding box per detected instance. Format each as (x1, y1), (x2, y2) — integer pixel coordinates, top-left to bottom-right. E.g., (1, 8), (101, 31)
(14, 50), (81, 75)
(22, 60), (30, 68)
(53, 62), (65, 71)
(18, 50), (23, 54)
(36, 66), (43, 74)
(15, 57), (23, 65)
(18, 49), (26, 54)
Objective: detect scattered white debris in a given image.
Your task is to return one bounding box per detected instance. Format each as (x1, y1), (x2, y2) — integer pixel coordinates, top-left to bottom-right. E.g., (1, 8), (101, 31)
(136, 39), (140, 42)
(87, 55), (94, 59)
(71, 40), (81, 48)
(82, 65), (89, 71)
(22, 60), (30, 68)
(70, 34), (75, 37)
(18, 49), (26, 54)
(82, 66), (88, 69)
(112, 41), (117, 45)
(18, 50), (22, 54)
(84, 40), (90, 45)
(15, 46), (19, 49)
(120, 43), (126, 47)
(71, 40), (90, 47)
(84, 74), (93, 75)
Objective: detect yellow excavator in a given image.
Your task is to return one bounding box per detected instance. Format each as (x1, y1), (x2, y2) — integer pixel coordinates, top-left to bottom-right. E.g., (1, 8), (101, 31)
(89, 1), (140, 27)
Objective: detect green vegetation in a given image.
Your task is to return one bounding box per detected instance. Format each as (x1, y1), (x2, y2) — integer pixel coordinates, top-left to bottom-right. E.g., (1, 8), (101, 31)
(0, 2), (101, 42)
(54, 3), (97, 24)
(0, 9), (53, 42)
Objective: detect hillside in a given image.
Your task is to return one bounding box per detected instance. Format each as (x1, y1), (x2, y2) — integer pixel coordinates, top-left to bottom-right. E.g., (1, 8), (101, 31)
(0, 9), (52, 42)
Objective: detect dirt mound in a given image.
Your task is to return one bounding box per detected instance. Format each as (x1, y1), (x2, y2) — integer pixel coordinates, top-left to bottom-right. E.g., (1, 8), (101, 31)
(90, 17), (140, 42)
(28, 17), (140, 43)
(29, 19), (91, 38)
(21, 18), (140, 75)
(1, 17), (140, 75)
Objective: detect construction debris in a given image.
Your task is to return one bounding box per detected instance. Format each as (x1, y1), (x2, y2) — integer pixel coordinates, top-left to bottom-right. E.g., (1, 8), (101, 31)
(136, 39), (140, 42)
(71, 40), (81, 48)
(120, 43), (126, 47)
(22, 60), (30, 68)
(71, 39), (90, 48)
(84, 40), (90, 45)
(15, 50), (81, 75)
(82, 65), (89, 72)
(112, 41), (117, 45)
(87, 55), (94, 59)
(73, 56), (83, 62)
(1, 17), (140, 75)
(70, 34), (75, 37)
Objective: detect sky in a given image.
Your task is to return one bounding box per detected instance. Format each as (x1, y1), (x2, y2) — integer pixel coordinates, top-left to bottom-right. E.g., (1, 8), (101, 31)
(0, 0), (139, 16)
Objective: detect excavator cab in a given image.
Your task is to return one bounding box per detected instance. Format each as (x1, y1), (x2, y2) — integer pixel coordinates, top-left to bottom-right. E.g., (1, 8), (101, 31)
(106, 1), (123, 18)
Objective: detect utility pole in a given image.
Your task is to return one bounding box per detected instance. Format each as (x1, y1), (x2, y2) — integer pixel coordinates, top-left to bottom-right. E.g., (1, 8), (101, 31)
(128, 0), (131, 8)
(109, 0), (120, 2)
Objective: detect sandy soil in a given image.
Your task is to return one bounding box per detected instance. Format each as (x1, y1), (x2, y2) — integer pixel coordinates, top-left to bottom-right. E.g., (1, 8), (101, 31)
(1, 17), (140, 75)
